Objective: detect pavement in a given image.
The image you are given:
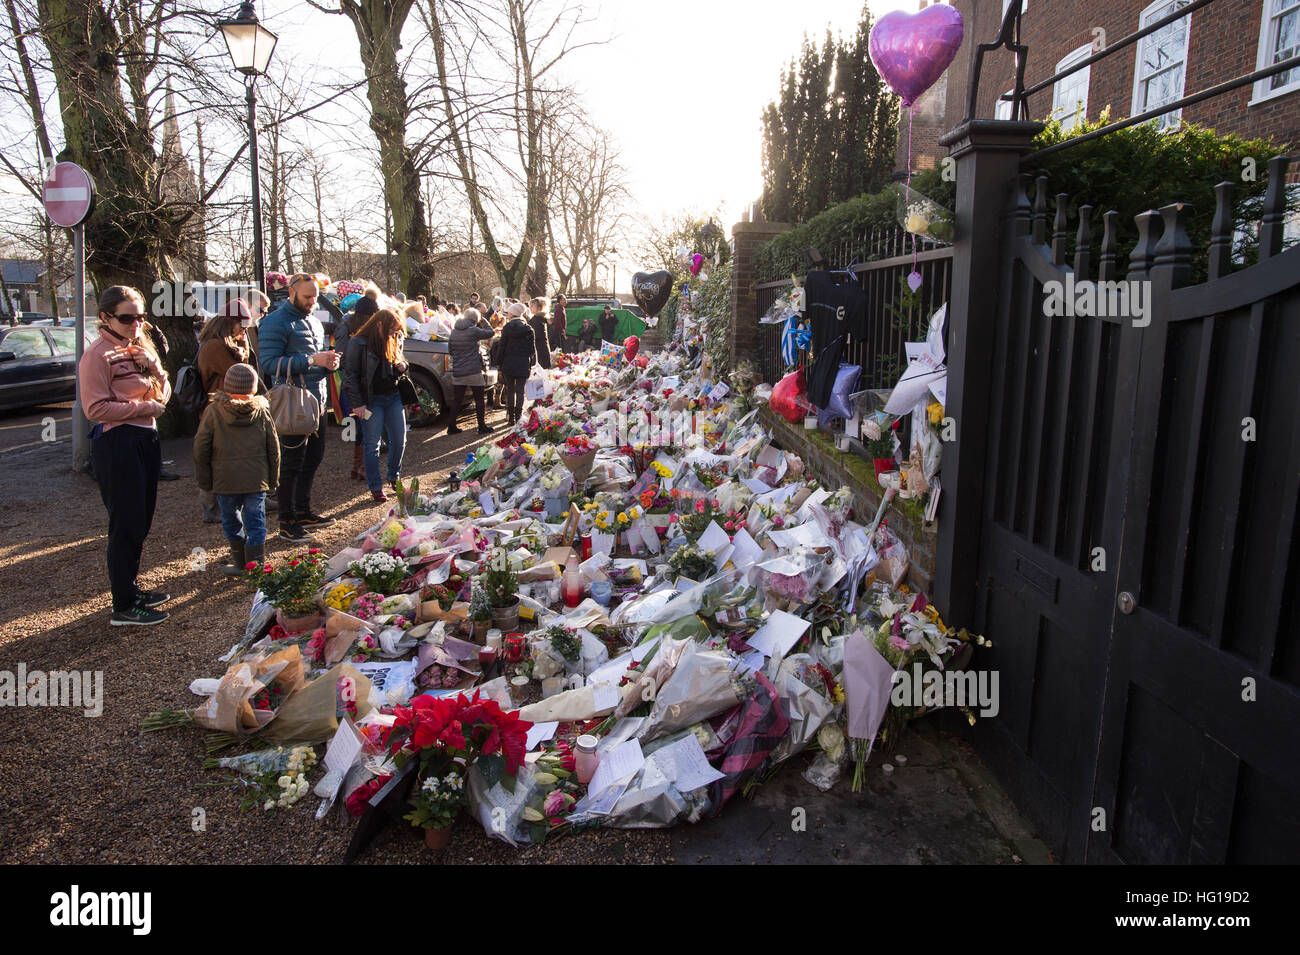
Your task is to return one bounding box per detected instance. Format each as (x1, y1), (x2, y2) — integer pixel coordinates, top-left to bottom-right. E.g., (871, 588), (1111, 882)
(668, 719), (1053, 864)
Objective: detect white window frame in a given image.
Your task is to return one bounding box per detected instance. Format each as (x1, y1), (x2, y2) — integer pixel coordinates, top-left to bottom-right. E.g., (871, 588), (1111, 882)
(1052, 46), (1092, 131)
(1131, 0), (1192, 131)
(1250, 0), (1300, 105)
(995, 88), (1016, 120)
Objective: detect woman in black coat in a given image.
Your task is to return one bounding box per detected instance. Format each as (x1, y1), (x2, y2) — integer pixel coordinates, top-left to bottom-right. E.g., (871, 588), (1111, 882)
(527, 297), (551, 370)
(498, 302), (536, 427)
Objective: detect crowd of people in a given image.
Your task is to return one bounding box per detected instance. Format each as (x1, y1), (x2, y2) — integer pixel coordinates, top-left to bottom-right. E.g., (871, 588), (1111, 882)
(76, 273), (633, 628)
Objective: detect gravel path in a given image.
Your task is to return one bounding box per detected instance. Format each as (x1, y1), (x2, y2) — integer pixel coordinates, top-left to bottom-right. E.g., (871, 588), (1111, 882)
(0, 409), (677, 864)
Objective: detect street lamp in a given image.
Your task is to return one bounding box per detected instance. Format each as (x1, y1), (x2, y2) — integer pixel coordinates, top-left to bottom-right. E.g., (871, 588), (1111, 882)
(218, 0), (277, 291)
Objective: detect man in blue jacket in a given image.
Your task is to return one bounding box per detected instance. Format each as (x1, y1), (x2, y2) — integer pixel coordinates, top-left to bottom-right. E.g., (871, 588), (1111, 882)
(258, 273), (340, 542)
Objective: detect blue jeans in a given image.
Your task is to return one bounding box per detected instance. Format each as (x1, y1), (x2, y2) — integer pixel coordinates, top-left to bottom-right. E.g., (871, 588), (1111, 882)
(217, 492), (267, 547)
(362, 391), (406, 491)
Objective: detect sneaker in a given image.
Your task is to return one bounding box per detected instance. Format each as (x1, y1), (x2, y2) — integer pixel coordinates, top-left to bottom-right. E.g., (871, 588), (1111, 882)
(111, 606), (168, 626)
(296, 511), (335, 527)
(158, 466), (181, 482)
(279, 522), (312, 543)
(135, 590), (171, 609)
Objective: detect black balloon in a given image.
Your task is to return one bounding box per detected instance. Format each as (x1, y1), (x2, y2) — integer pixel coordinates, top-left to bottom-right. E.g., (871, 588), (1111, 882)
(630, 270), (673, 318)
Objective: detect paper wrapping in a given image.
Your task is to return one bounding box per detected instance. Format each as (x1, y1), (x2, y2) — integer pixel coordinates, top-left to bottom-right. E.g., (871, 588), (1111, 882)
(517, 682), (618, 722)
(843, 629), (896, 742)
(258, 663), (374, 745)
(641, 642), (741, 742)
(768, 668), (835, 766)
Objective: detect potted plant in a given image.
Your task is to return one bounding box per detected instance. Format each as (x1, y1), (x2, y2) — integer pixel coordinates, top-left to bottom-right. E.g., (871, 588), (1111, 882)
(405, 771), (465, 851)
(468, 584), (493, 642)
(245, 548), (328, 633)
(483, 549), (520, 631)
(547, 624), (583, 676)
(382, 692), (530, 853)
(866, 434), (897, 481)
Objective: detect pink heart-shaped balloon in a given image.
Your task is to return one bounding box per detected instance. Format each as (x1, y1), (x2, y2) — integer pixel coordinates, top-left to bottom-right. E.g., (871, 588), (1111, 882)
(869, 6), (965, 108)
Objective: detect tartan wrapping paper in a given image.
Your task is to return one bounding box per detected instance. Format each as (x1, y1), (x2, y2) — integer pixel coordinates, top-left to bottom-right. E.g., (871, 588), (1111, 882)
(706, 671), (791, 812)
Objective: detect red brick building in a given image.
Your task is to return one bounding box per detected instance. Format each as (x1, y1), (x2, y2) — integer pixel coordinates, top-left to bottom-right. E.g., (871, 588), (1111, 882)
(895, 0), (1300, 170)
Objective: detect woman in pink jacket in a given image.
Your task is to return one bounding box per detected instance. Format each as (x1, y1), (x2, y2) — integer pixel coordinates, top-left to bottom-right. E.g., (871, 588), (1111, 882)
(78, 286), (174, 626)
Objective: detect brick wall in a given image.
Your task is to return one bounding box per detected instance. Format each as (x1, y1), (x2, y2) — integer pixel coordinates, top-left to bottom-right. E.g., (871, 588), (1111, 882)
(729, 220), (789, 367)
(946, 0), (1298, 157)
(759, 406), (939, 595)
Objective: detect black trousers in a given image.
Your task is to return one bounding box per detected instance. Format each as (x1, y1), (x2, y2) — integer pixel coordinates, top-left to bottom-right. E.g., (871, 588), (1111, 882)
(278, 411), (327, 519)
(91, 425), (161, 612)
(500, 374), (527, 422)
(452, 384), (487, 429)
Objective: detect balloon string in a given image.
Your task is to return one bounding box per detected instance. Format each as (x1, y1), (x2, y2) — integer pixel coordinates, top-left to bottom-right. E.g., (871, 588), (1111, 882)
(907, 106), (916, 276)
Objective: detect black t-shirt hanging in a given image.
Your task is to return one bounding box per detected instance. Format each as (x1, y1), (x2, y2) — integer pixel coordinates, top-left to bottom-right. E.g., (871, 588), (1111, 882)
(804, 270), (867, 353)
(808, 335), (846, 409)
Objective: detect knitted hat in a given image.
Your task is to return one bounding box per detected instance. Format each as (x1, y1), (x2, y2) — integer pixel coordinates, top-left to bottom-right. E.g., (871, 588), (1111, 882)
(354, 296), (379, 319)
(507, 301), (527, 317)
(223, 363), (257, 394)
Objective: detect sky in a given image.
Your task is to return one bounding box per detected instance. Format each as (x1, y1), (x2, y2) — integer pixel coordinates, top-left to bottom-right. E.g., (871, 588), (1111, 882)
(252, 0), (919, 291)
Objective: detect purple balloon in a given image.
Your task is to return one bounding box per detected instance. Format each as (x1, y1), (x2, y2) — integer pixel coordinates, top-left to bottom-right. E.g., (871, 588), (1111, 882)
(869, 6), (965, 108)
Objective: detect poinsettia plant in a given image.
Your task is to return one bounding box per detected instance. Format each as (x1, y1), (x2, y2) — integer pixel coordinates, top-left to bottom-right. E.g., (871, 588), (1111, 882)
(383, 691), (532, 790)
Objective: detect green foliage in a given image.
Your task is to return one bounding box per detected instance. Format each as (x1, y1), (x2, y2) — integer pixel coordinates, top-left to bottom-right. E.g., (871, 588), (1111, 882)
(483, 549), (518, 608)
(756, 114), (1288, 286)
(468, 582), (493, 622)
(760, 3), (899, 224)
(754, 167), (953, 282)
(697, 262), (734, 378)
(1025, 111), (1287, 281)
(547, 625), (581, 663)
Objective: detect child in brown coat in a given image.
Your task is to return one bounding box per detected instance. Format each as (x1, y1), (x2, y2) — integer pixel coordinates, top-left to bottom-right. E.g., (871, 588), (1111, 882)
(193, 363), (280, 575)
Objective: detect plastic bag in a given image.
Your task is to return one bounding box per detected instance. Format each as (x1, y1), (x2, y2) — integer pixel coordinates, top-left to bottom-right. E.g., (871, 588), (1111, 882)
(827, 364), (862, 419)
(641, 641), (742, 742)
(769, 368), (809, 423)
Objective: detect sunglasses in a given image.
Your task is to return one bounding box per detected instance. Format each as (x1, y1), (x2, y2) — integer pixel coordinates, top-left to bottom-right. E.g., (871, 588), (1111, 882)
(110, 312), (144, 323)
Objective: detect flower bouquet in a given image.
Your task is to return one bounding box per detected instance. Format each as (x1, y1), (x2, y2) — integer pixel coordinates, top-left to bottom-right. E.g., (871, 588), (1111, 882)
(667, 542), (716, 583)
(204, 744), (317, 812)
(560, 434), (597, 486)
(245, 548), (328, 631)
(349, 551), (407, 594)
(896, 183), (955, 245)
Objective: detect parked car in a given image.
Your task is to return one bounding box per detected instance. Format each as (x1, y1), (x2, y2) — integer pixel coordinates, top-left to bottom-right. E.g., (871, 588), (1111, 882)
(0, 324), (84, 411)
(402, 336), (499, 427)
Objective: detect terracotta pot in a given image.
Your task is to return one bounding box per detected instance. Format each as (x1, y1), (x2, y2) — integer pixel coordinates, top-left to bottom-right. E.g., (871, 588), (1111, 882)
(424, 825), (452, 851)
(491, 600), (520, 632)
(276, 609), (323, 634)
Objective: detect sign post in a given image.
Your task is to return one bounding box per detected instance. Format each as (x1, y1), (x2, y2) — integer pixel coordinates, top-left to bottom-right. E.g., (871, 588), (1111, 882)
(42, 161), (96, 472)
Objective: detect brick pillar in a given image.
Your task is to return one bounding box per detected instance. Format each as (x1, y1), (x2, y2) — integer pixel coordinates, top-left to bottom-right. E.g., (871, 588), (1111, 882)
(728, 220), (789, 370)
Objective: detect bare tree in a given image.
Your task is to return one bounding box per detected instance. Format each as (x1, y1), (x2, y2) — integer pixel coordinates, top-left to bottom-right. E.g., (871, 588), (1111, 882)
(423, 0), (600, 297)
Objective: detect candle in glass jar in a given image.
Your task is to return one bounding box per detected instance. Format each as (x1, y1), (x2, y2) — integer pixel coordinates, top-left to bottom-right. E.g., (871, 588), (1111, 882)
(575, 734), (600, 786)
(504, 633), (526, 662)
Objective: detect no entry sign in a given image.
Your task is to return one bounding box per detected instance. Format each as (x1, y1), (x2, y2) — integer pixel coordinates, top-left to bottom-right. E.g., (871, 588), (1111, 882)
(42, 162), (95, 227)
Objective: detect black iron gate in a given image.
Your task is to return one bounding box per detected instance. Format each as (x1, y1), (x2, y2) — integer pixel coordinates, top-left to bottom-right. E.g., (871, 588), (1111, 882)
(965, 159), (1300, 863)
